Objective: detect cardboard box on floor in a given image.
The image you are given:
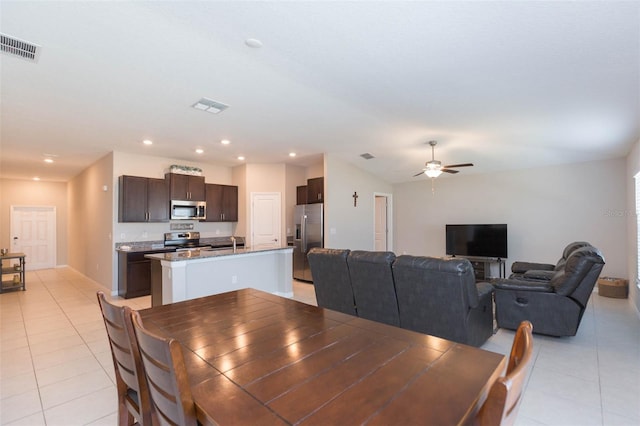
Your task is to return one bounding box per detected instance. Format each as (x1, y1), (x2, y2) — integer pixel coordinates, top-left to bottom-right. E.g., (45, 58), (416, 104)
(597, 277), (629, 299)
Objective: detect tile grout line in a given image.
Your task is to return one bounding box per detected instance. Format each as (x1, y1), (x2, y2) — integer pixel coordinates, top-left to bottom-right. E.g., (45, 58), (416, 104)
(591, 297), (605, 426)
(17, 270), (47, 425)
(24, 271), (117, 424)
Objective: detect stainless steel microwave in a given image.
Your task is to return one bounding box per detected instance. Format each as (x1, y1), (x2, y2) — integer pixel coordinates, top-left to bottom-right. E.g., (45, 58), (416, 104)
(170, 200), (206, 220)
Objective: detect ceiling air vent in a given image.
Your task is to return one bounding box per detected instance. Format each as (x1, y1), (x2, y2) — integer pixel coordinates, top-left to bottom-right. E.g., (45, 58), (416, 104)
(1, 33), (41, 62)
(360, 153), (375, 160)
(192, 98), (229, 114)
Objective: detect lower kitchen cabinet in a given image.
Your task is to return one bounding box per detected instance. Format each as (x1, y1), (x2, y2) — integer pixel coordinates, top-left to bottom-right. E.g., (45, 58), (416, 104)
(118, 249), (173, 298)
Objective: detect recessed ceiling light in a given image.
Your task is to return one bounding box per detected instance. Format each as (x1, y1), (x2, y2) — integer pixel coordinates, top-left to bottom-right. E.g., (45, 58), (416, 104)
(237, 156), (245, 161)
(44, 158), (54, 163)
(245, 38), (263, 48)
(195, 148), (204, 154)
(33, 177), (40, 181)
(289, 152), (297, 157)
(143, 139), (153, 145)
(221, 139), (231, 145)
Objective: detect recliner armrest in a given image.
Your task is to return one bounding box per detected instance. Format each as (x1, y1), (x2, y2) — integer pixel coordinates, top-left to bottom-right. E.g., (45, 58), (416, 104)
(493, 278), (554, 292)
(511, 261), (555, 274)
(522, 270), (555, 281)
(475, 281), (494, 299)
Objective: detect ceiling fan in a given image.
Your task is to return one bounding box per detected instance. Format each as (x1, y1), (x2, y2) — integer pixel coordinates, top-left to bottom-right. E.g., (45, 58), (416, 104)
(413, 141), (474, 178)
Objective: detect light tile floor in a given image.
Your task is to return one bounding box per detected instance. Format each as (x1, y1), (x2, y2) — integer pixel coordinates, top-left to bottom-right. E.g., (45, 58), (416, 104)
(1, 269), (638, 425)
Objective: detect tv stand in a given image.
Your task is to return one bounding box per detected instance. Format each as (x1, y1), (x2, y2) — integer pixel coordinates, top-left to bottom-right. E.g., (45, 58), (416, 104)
(455, 256), (506, 281)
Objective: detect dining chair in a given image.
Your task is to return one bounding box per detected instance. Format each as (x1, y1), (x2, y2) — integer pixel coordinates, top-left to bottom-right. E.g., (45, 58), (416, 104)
(96, 291), (152, 426)
(131, 310), (198, 426)
(475, 320), (534, 426)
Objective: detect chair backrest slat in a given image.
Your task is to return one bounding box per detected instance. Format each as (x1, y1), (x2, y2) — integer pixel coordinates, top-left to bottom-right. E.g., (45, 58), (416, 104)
(97, 291), (151, 426)
(132, 311), (198, 426)
(475, 320), (534, 426)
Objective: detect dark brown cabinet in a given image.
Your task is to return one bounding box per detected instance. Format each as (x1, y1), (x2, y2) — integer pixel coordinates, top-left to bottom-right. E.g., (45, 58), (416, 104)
(167, 173), (205, 201)
(203, 184), (238, 222)
(119, 176), (169, 222)
(118, 249), (173, 298)
(307, 177), (324, 203)
(296, 185), (308, 205)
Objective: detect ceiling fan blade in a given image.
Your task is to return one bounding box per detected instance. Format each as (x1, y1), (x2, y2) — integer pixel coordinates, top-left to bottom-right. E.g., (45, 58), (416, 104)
(443, 163), (474, 168)
(441, 169), (459, 174)
(413, 171), (426, 177)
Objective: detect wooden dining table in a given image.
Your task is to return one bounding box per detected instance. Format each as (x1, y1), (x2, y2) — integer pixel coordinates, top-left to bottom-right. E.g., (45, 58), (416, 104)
(139, 288), (506, 426)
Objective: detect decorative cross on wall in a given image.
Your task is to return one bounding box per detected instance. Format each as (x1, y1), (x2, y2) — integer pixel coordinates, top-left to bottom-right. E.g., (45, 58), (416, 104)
(353, 191), (358, 207)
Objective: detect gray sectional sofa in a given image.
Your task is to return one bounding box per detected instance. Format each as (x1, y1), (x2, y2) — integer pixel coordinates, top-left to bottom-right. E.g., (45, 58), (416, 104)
(307, 248), (495, 347)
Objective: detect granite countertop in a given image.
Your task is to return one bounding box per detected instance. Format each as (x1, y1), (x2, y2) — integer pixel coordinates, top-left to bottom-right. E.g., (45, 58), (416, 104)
(115, 241), (166, 252)
(144, 245), (292, 262)
(115, 236), (245, 253)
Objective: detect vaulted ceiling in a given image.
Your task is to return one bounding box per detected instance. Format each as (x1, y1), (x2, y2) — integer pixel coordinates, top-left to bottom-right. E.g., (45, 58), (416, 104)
(1, 1), (638, 183)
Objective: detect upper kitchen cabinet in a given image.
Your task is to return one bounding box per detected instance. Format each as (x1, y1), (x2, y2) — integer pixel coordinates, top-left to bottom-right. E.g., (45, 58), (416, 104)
(203, 184), (238, 222)
(119, 176), (169, 222)
(296, 185), (308, 205)
(166, 173), (205, 201)
(307, 177), (324, 204)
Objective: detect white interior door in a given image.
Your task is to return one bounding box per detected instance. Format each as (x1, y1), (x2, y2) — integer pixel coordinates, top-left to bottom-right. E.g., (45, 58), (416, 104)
(251, 192), (282, 249)
(375, 195), (388, 251)
(10, 206), (56, 270)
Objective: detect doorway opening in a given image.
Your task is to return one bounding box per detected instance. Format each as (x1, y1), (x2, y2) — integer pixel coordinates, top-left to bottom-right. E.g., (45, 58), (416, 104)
(374, 193), (392, 251)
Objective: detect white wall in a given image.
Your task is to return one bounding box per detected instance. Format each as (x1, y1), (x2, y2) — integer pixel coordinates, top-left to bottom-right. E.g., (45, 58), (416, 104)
(306, 162), (324, 180)
(0, 178), (69, 266)
(626, 139), (640, 315)
(233, 163), (307, 246)
(243, 163), (287, 247)
(68, 152), (114, 288)
(393, 158), (628, 279)
(324, 154), (393, 250)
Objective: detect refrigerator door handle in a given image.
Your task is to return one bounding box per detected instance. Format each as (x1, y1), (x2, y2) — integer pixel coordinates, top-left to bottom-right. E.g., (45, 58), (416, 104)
(302, 214), (307, 252)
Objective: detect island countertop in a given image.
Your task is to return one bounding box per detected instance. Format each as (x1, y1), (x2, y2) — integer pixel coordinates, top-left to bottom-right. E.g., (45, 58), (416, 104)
(145, 246), (291, 262)
(146, 245), (293, 306)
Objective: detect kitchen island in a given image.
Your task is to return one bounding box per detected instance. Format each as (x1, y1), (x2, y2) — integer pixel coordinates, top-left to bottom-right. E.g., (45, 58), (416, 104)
(145, 246), (293, 306)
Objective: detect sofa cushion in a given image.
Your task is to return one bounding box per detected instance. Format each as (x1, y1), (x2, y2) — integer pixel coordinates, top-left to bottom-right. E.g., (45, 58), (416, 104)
(392, 255), (491, 345)
(551, 246), (605, 296)
(554, 241), (592, 271)
(307, 248), (356, 316)
(347, 250), (399, 327)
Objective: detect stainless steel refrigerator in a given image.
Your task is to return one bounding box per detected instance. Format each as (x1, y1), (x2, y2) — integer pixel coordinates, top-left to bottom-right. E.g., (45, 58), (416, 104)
(293, 203), (323, 282)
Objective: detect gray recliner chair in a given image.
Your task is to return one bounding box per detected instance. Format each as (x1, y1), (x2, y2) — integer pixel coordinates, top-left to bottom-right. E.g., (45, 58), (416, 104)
(347, 250), (400, 327)
(494, 246), (605, 336)
(307, 248), (357, 316)
(509, 241), (592, 281)
(392, 255), (495, 347)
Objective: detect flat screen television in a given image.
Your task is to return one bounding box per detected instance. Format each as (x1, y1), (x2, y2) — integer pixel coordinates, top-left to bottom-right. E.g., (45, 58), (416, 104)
(446, 224), (508, 259)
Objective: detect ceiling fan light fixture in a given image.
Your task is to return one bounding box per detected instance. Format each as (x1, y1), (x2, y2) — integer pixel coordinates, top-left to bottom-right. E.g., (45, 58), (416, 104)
(424, 160), (442, 178)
